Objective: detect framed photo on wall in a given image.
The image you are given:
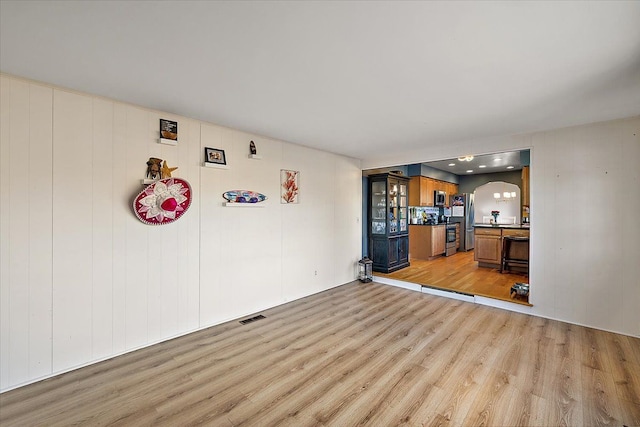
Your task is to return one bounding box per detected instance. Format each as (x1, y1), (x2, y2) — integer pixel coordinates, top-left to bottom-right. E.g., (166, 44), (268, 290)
(160, 119), (178, 141)
(204, 147), (226, 165)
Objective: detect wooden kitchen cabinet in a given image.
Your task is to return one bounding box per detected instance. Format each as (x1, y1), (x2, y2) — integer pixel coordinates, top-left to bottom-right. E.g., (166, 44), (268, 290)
(408, 224), (446, 259)
(444, 182), (454, 199)
(474, 228), (502, 266)
(503, 228), (530, 238)
(474, 227), (530, 268)
(409, 176), (431, 206)
(408, 177), (458, 206)
(455, 223), (460, 249)
(432, 225), (446, 256)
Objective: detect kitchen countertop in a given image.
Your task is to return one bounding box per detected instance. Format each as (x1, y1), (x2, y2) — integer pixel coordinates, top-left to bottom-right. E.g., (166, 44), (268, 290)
(473, 224), (530, 229)
(409, 223), (456, 226)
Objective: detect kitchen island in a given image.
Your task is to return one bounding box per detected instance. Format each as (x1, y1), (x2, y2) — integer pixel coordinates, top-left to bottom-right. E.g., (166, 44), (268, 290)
(474, 224), (529, 270)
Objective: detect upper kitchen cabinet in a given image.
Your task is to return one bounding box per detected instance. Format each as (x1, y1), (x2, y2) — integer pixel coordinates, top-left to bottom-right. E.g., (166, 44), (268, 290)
(369, 173), (410, 273)
(444, 182), (458, 199)
(409, 176), (458, 206)
(409, 176), (433, 206)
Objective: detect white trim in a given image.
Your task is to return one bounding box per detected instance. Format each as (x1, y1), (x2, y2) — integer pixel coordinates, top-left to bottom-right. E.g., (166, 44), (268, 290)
(474, 295), (533, 314)
(375, 276), (523, 307)
(223, 202), (267, 208)
(373, 276), (421, 292)
(202, 162), (229, 169)
(158, 138), (178, 146)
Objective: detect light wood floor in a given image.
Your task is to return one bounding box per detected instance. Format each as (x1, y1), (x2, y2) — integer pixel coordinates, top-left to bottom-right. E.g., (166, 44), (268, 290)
(376, 250), (531, 305)
(1, 282), (639, 426)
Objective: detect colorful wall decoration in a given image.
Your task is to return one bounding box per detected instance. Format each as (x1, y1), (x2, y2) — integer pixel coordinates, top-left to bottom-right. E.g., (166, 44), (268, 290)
(281, 170), (299, 204)
(133, 178), (192, 225)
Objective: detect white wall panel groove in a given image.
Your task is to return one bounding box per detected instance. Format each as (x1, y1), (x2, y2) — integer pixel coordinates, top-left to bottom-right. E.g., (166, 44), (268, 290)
(52, 89), (94, 372)
(91, 98), (114, 361)
(27, 83), (53, 380)
(0, 75), (12, 390)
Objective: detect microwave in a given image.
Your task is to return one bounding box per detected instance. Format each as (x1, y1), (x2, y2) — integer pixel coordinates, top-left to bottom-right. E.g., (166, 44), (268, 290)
(434, 191), (446, 206)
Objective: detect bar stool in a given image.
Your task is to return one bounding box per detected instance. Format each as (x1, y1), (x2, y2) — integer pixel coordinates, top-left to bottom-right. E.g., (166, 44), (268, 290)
(500, 236), (529, 275)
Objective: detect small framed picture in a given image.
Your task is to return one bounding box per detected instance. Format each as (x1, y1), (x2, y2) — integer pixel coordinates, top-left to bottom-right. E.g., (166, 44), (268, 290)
(205, 147), (226, 165)
(160, 119), (178, 141)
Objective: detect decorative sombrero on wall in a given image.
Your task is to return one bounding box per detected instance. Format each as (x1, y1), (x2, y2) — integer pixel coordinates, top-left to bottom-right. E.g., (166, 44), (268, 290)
(133, 178), (192, 225)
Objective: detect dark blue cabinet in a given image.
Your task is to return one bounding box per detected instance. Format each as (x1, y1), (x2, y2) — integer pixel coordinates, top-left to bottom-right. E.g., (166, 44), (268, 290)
(368, 173), (410, 273)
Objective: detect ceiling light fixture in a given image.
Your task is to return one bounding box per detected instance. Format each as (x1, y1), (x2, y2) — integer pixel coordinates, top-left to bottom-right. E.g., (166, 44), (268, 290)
(494, 188), (518, 203)
(466, 170), (473, 173)
(479, 165), (486, 168)
(506, 166), (514, 169)
(457, 156), (474, 162)
(448, 163), (456, 166)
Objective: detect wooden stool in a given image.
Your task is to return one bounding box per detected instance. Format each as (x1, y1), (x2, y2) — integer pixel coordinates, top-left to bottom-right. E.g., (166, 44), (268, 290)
(500, 236), (529, 274)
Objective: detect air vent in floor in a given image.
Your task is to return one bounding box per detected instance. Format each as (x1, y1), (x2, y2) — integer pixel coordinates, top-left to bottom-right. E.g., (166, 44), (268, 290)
(239, 314), (266, 325)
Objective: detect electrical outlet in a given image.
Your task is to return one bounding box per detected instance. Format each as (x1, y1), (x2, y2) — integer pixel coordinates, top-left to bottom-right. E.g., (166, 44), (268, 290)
(314, 270), (318, 276)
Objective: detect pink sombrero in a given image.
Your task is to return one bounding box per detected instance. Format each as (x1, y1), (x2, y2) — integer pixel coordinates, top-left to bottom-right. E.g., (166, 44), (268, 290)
(133, 178), (192, 225)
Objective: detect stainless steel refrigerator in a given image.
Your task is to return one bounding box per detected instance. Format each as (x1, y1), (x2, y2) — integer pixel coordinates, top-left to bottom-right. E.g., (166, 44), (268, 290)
(450, 193), (474, 251)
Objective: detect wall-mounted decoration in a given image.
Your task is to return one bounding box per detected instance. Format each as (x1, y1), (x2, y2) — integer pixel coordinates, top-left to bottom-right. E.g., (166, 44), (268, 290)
(133, 178), (192, 225)
(161, 160), (178, 178)
(159, 119), (178, 145)
(205, 147), (226, 165)
(146, 157), (163, 180)
(222, 190), (267, 204)
(248, 140), (261, 160)
(281, 170), (299, 204)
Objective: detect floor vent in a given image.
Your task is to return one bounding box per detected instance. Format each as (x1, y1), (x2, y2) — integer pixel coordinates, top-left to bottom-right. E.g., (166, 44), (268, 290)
(239, 314), (266, 325)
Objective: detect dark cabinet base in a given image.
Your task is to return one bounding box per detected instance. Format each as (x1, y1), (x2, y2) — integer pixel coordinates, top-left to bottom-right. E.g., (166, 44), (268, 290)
(374, 261), (410, 274)
(370, 235), (410, 273)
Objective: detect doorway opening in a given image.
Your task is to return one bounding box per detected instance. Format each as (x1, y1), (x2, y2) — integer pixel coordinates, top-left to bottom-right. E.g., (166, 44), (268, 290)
(362, 149), (531, 305)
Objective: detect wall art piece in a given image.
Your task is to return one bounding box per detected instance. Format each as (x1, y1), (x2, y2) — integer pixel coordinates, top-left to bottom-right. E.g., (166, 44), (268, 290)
(205, 147), (226, 165)
(249, 140), (257, 155)
(133, 178), (192, 225)
(281, 170), (299, 204)
(146, 157), (163, 180)
(161, 160), (178, 178)
(222, 190), (267, 203)
(160, 119), (178, 141)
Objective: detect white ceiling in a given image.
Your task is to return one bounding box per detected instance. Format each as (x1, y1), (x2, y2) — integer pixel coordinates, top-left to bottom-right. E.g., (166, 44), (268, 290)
(2, 1), (639, 162)
(425, 150), (527, 176)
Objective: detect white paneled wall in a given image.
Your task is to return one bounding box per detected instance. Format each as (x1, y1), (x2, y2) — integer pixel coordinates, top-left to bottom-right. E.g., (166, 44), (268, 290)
(529, 118), (640, 336)
(0, 75), (362, 391)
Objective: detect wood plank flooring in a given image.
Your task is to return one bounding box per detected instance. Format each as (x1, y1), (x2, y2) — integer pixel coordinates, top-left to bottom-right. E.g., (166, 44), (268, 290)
(376, 250), (531, 305)
(1, 282), (639, 426)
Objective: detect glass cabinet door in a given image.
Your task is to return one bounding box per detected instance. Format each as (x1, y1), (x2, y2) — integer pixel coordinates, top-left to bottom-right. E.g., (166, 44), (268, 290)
(371, 180), (386, 235)
(398, 182), (407, 232)
(388, 179), (398, 234)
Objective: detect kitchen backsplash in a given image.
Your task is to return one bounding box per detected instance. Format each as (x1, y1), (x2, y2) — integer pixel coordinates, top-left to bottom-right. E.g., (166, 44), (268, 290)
(409, 206), (446, 224)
